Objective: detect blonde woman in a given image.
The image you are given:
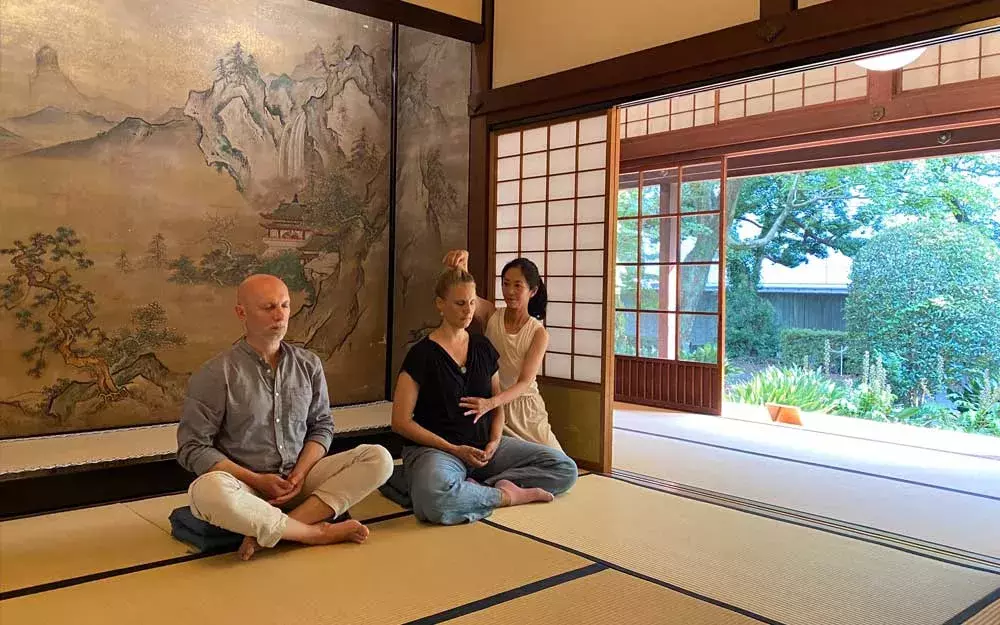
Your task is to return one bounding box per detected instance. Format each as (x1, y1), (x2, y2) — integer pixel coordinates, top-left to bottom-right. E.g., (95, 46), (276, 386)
(389, 268), (576, 525)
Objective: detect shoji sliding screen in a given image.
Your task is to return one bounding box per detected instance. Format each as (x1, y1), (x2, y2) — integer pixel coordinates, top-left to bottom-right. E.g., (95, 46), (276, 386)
(490, 111), (619, 472)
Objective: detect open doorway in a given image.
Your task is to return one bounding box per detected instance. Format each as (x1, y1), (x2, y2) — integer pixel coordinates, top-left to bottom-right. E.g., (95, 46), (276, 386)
(612, 30), (1000, 457)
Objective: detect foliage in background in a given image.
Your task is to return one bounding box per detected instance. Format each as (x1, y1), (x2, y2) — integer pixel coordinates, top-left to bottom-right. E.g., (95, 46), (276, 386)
(726, 365), (847, 413)
(779, 329), (853, 374)
(846, 220), (1000, 401)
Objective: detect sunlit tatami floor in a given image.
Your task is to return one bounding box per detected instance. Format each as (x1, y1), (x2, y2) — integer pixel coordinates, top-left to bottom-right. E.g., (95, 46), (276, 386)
(2, 404), (999, 624)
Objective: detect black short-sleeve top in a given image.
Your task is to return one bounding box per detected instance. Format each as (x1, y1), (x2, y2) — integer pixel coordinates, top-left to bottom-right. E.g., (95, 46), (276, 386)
(401, 334), (500, 448)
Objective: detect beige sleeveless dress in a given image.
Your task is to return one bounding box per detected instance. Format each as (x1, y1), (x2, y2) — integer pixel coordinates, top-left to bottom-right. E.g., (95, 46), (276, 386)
(484, 310), (562, 450)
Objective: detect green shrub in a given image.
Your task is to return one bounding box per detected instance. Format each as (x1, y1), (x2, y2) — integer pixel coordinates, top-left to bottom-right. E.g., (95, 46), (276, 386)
(846, 220), (1000, 401)
(725, 285), (780, 359)
(948, 369), (1000, 409)
(727, 366), (846, 413)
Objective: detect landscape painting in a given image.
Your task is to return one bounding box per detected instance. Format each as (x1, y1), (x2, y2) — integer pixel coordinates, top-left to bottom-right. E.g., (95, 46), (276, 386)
(0, 0), (393, 436)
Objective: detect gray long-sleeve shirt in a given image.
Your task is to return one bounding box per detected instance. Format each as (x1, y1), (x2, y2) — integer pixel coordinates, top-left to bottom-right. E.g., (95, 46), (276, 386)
(176, 339), (335, 476)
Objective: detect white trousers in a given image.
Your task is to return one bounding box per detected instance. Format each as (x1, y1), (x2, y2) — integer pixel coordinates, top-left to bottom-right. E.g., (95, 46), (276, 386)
(188, 444), (394, 548)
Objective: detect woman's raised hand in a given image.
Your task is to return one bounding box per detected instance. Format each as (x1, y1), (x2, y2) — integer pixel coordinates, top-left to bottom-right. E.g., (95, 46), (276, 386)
(443, 249), (470, 272)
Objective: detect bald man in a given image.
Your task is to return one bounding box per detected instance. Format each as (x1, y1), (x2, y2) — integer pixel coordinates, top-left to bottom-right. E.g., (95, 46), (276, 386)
(177, 274), (393, 560)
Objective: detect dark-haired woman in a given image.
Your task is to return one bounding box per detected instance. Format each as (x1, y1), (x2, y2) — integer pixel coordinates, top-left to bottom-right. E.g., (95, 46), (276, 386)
(443, 250), (562, 450)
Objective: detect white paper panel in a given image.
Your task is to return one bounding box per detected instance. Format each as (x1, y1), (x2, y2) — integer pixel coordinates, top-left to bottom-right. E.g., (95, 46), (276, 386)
(577, 196), (605, 222)
(578, 116), (607, 143)
(548, 199), (575, 224)
(497, 180), (519, 205)
(522, 227), (545, 251)
(495, 229), (518, 253)
(578, 170), (606, 196)
(522, 127), (548, 153)
(575, 277), (604, 303)
(577, 223), (604, 249)
(522, 201), (546, 227)
(575, 303), (603, 329)
(497, 156), (520, 181)
(522, 176), (547, 203)
(521, 252), (545, 275)
(547, 276), (573, 301)
(549, 147), (576, 174)
(494, 278), (501, 299)
(548, 302), (573, 326)
(573, 355), (602, 383)
(495, 252), (517, 276)
(574, 329), (603, 356)
(549, 121), (577, 149)
(497, 132), (520, 157)
(548, 173), (575, 199)
(496, 204), (519, 228)
(578, 143), (606, 170)
(546, 353), (572, 379)
(547, 251), (573, 275)
(649, 116), (670, 134)
(576, 250), (604, 275)
(547, 225), (575, 250)
(522, 151), (548, 177)
(548, 327), (572, 352)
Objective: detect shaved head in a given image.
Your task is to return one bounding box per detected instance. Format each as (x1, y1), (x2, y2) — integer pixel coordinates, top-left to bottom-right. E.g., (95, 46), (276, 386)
(237, 274), (288, 307)
(235, 274), (291, 343)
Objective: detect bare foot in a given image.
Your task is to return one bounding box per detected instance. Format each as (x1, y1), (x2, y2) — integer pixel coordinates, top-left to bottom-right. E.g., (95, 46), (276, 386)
(496, 479), (555, 507)
(304, 519), (370, 546)
(239, 536), (262, 561)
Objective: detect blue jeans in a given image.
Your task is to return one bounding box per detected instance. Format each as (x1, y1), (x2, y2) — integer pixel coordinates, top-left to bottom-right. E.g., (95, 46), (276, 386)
(402, 436), (578, 525)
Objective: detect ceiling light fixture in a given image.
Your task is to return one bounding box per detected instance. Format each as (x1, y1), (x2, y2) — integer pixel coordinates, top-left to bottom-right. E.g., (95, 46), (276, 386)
(854, 47), (927, 72)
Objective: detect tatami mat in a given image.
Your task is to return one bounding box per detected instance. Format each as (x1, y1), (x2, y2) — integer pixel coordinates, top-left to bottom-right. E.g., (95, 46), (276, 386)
(0, 516), (587, 625)
(0, 401), (392, 475)
(1, 490), (405, 595)
(445, 568), (762, 625)
(125, 493), (190, 534)
(966, 598), (1000, 625)
(0, 503), (189, 593)
(487, 475), (1000, 625)
(614, 427), (1000, 559)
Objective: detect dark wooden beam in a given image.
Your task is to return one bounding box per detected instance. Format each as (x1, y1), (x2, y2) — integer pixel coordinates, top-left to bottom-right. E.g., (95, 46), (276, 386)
(467, 0), (493, 287)
(726, 123), (1000, 177)
(475, 0), (1000, 125)
(760, 0), (797, 18)
(308, 0), (484, 43)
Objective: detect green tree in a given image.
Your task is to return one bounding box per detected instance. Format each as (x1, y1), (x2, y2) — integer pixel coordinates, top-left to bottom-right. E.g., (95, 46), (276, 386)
(725, 154), (1000, 285)
(145, 233), (167, 269)
(1, 228), (120, 396)
(97, 302), (186, 372)
(257, 251), (313, 299)
(846, 220), (1000, 401)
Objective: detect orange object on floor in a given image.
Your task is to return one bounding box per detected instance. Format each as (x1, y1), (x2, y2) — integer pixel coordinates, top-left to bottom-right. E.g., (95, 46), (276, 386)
(766, 403), (803, 426)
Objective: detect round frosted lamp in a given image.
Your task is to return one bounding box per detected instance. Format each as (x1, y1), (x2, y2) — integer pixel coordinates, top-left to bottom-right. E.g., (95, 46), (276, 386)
(854, 47), (927, 72)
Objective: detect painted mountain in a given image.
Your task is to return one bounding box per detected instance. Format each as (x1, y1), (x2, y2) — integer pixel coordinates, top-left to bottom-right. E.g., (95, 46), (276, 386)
(0, 0), (394, 436)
